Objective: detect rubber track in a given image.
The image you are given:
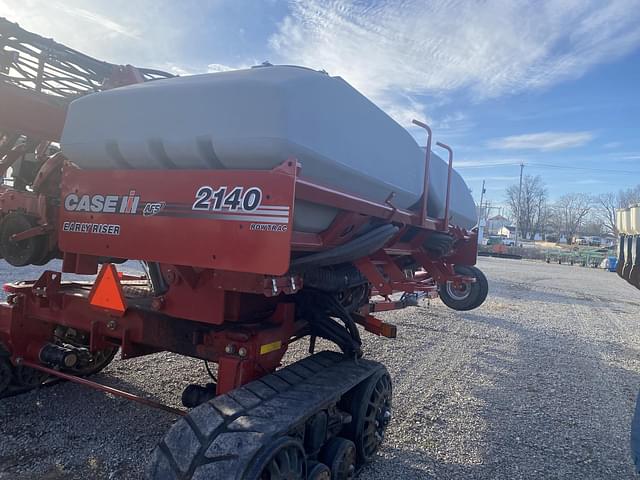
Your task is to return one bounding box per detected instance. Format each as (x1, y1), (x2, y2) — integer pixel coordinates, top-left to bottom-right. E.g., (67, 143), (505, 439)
(146, 351), (385, 480)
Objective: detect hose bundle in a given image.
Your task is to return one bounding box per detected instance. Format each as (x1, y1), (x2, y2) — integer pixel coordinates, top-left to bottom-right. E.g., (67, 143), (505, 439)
(295, 289), (362, 358)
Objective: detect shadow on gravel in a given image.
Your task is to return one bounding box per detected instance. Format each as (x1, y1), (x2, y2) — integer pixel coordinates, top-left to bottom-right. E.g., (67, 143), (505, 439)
(488, 278), (600, 306)
(459, 311), (639, 480)
(0, 370), (178, 480)
(360, 446), (482, 479)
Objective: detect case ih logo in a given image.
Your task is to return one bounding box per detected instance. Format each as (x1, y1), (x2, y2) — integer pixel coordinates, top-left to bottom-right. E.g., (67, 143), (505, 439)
(64, 190), (140, 214)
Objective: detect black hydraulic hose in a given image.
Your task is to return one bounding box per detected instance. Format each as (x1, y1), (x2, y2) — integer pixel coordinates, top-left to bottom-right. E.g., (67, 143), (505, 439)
(145, 262), (168, 295)
(308, 310), (357, 354)
(291, 224), (399, 270)
(325, 293), (361, 346)
(302, 265), (367, 292)
(296, 289), (362, 357)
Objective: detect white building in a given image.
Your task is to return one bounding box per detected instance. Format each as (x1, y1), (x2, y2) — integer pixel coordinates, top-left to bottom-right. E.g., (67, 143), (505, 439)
(498, 225), (516, 238)
(486, 215), (510, 235)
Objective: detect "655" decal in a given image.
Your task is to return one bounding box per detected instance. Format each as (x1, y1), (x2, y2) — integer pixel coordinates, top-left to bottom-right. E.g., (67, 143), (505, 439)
(192, 186), (262, 211)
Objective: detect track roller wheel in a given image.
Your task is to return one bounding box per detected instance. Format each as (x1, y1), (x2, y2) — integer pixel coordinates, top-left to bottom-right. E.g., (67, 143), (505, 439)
(307, 461), (331, 480)
(0, 357), (12, 394)
(13, 365), (49, 388)
(438, 265), (488, 311)
(320, 437), (356, 480)
(341, 367), (392, 465)
(0, 212), (48, 267)
(246, 436), (306, 479)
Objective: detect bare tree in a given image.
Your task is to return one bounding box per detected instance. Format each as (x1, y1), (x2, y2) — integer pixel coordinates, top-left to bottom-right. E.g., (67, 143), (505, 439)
(534, 202), (552, 238)
(553, 193), (592, 240)
(594, 187), (640, 237)
(505, 175), (547, 239)
(618, 185), (640, 209)
(581, 213), (604, 236)
(595, 192), (619, 236)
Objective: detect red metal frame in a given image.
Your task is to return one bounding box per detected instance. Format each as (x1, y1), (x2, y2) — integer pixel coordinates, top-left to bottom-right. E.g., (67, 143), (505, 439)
(0, 143), (477, 388)
(0, 137), (477, 392)
(1, 270), (304, 395)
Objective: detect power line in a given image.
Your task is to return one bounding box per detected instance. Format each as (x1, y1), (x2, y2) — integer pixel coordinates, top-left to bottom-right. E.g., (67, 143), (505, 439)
(530, 163), (640, 174)
(458, 162), (640, 175)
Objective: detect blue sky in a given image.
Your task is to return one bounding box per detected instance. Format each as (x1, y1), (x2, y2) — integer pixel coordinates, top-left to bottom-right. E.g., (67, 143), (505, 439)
(3, 0), (639, 210)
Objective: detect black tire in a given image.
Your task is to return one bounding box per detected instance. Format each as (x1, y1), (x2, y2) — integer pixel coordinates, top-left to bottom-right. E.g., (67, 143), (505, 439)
(0, 213), (47, 266)
(146, 397), (281, 480)
(69, 347), (118, 376)
(320, 437), (356, 480)
(341, 368), (392, 465)
(0, 357), (12, 394)
(438, 265), (488, 311)
(13, 365), (49, 388)
(307, 461), (331, 480)
(54, 326), (118, 376)
(33, 250), (59, 266)
(147, 352), (384, 480)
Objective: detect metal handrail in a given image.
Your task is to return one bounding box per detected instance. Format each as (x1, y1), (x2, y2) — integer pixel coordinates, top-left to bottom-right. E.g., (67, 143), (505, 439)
(436, 141), (453, 231)
(411, 119), (432, 227)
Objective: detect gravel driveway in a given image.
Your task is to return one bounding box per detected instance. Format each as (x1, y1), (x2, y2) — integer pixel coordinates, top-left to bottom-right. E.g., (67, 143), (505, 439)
(1, 257), (639, 479)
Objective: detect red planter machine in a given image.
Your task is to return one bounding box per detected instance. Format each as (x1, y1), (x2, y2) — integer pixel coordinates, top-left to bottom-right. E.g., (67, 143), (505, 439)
(0, 18), (487, 480)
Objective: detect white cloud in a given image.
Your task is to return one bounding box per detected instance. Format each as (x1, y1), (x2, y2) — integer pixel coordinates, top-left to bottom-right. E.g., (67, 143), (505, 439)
(269, 0), (640, 125)
(487, 132), (594, 151)
(0, 0), (187, 66)
(4, 0), (639, 135)
(52, 2), (140, 40)
(207, 63), (238, 73)
(162, 62), (246, 77)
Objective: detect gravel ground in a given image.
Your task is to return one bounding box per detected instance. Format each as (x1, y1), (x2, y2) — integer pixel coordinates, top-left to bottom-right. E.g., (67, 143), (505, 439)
(1, 257), (639, 479)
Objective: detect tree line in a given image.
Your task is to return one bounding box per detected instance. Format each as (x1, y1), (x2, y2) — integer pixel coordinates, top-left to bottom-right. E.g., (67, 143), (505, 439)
(501, 175), (637, 240)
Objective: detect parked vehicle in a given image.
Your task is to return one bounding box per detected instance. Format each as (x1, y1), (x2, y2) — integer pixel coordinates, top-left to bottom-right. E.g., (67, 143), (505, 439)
(588, 236), (602, 246)
(486, 236), (503, 246)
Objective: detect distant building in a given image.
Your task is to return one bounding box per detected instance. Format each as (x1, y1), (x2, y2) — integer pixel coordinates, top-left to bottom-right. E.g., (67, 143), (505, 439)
(487, 215), (510, 235)
(498, 225), (516, 238)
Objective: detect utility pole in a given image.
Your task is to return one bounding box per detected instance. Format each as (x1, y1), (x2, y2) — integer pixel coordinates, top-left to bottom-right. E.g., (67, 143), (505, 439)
(515, 163), (524, 247)
(478, 180), (486, 222)
(476, 180), (486, 244)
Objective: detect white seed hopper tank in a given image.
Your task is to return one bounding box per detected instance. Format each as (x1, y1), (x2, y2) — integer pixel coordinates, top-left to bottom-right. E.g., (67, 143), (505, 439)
(631, 204), (640, 235)
(61, 65), (477, 232)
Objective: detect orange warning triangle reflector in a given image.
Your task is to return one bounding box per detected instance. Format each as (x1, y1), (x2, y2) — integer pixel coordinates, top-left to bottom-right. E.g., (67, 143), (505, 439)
(89, 263), (126, 315)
